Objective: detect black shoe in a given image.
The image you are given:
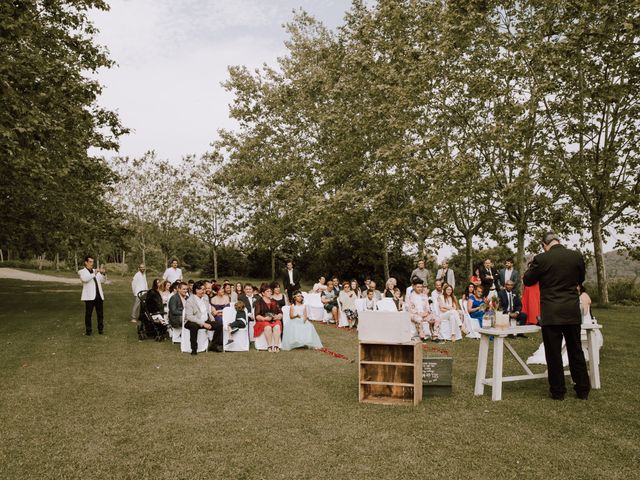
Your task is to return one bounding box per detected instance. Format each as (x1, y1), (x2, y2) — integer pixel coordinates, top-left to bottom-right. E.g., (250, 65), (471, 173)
(551, 394), (565, 401)
(98, 331), (104, 335)
(191, 351), (197, 356)
(85, 332), (92, 336)
(215, 345), (224, 352)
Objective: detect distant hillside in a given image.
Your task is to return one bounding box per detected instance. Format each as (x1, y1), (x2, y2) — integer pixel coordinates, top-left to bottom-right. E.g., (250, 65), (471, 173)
(587, 250), (640, 282)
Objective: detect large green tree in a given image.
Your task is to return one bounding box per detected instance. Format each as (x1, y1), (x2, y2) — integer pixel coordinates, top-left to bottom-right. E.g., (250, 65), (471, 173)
(0, 0), (127, 259)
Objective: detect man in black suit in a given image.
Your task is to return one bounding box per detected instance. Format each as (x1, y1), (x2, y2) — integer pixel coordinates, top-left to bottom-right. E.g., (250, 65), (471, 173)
(479, 258), (501, 297)
(282, 260), (301, 303)
(498, 280), (527, 336)
(523, 232), (590, 400)
(238, 284), (257, 321)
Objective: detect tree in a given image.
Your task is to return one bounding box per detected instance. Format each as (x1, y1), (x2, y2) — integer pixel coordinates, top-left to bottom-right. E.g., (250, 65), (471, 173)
(0, 1), (127, 258)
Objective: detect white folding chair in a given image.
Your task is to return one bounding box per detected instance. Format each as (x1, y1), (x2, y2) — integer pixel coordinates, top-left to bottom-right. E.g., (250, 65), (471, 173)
(305, 293), (326, 321)
(222, 306), (249, 352)
(355, 298), (367, 312)
(180, 321), (209, 353)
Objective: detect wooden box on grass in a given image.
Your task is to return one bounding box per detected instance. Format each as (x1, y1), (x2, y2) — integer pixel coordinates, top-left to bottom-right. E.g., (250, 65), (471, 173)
(358, 341), (423, 406)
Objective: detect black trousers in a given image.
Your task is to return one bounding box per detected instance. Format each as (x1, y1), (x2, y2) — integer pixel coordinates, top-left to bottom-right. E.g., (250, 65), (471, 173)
(84, 296), (104, 334)
(185, 320), (222, 352)
(541, 324), (591, 398)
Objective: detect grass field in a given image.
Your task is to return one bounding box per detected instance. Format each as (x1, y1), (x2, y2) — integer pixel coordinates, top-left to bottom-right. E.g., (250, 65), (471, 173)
(0, 275), (638, 479)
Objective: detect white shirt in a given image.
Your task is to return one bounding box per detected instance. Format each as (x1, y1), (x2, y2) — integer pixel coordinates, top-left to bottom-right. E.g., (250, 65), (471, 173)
(196, 296), (209, 323)
(131, 271), (148, 296)
(504, 268), (513, 284)
(288, 269), (294, 286)
(163, 267), (183, 284)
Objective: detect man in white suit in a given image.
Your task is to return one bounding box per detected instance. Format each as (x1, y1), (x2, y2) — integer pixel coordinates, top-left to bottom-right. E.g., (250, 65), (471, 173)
(79, 255), (106, 336)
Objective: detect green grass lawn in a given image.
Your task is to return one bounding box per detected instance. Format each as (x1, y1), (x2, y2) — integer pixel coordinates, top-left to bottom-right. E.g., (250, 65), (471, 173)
(0, 275), (638, 479)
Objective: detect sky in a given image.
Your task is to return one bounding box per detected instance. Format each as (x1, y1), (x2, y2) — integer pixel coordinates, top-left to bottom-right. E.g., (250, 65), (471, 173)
(90, 0), (351, 162)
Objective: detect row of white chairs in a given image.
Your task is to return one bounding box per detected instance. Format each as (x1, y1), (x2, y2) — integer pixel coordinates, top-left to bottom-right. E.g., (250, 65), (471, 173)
(167, 306), (295, 353)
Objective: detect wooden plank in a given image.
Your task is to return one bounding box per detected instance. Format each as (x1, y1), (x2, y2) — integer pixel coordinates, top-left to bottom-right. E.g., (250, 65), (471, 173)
(504, 340), (534, 376)
(360, 380), (415, 387)
(474, 335), (490, 395)
(360, 360), (415, 366)
(491, 336), (504, 401)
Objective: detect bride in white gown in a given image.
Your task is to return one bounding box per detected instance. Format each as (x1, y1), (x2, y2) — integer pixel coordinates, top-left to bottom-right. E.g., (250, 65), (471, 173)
(281, 291), (323, 351)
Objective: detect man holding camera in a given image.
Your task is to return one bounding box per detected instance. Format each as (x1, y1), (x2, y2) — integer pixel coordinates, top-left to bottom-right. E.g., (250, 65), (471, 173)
(79, 255), (106, 336)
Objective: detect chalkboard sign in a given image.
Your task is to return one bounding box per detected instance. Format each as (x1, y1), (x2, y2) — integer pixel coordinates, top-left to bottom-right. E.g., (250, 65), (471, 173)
(422, 357), (453, 397)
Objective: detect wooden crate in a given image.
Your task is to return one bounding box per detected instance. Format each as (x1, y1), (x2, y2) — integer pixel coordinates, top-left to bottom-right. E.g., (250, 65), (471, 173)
(358, 341), (423, 406)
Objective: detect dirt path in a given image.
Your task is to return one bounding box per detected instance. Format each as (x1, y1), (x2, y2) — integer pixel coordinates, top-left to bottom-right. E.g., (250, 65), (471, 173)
(0, 268), (80, 284)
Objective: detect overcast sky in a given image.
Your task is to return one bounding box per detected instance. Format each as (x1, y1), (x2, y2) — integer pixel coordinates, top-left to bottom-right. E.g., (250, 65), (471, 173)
(90, 0), (351, 162)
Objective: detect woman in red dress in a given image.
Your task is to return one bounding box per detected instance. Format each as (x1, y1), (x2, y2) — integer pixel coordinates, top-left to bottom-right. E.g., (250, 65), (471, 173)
(253, 282), (283, 352)
(521, 283), (541, 325)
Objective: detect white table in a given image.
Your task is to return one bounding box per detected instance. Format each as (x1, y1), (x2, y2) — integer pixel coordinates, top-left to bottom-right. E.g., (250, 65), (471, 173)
(473, 324), (602, 401)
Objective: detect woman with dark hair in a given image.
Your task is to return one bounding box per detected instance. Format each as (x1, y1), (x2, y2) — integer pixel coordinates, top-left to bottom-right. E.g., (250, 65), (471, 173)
(271, 282), (287, 308)
(467, 284), (486, 329)
(350, 279), (361, 298)
(469, 264), (482, 286)
(232, 282), (243, 303)
(146, 278), (168, 341)
(210, 283), (230, 324)
(254, 283), (283, 352)
(521, 262), (541, 325)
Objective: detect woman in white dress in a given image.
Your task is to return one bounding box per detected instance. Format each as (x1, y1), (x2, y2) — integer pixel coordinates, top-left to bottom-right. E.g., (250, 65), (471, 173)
(438, 284), (463, 342)
(578, 283), (603, 349)
(281, 291), (323, 350)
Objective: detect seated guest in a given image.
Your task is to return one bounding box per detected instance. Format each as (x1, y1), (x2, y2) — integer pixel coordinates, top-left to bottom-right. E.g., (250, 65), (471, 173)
(364, 289), (377, 311)
(467, 285), (487, 328)
(271, 282), (287, 308)
(438, 284), (465, 341)
(430, 280), (444, 326)
(350, 279), (361, 298)
(222, 282), (234, 303)
(393, 287), (404, 310)
(168, 281), (188, 329)
(361, 277), (372, 298)
(184, 280), (223, 355)
(463, 283), (475, 302)
(146, 278), (168, 340)
(383, 278), (397, 298)
(331, 277), (341, 295)
(406, 277), (439, 341)
(281, 291), (323, 350)
(254, 282), (283, 352)
(210, 283), (230, 324)
(498, 280), (527, 332)
(321, 279), (339, 324)
(226, 301), (248, 345)
(368, 281), (383, 301)
(232, 282), (243, 303)
(338, 281), (359, 329)
(312, 276), (328, 293)
(159, 280), (171, 314)
(238, 284), (257, 319)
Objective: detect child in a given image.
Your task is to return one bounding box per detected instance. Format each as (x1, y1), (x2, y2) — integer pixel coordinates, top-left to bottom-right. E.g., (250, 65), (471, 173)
(364, 289), (377, 311)
(226, 301), (247, 345)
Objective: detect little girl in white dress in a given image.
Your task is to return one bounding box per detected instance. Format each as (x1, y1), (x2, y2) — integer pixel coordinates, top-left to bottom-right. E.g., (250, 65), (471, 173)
(281, 291), (323, 351)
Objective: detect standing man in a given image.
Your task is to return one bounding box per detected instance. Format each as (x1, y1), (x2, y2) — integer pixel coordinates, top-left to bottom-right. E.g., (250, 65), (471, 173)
(410, 259), (430, 286)
(435, 260), (455, 289)
(79, 255), (106, 336)
(282, 260), (301, 304)
(523, 233), (589, 400)
(163, 258), (183, 284)
(499, 258), (519, 292)
(480, 258), (501, 298)
(130, 263), (148, 323)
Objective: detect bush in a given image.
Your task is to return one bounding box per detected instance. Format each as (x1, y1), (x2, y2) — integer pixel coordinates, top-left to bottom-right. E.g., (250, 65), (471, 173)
(103, 263), (129, 276)
(584, 279), (640, 305)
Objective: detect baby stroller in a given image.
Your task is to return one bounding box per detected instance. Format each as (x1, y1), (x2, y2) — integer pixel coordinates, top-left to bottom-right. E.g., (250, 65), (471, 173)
(137, 290), (167, 341)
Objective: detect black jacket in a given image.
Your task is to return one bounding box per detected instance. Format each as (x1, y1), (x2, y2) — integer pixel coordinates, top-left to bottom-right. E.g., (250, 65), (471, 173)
(168, 293), (184, 328)
(146, 289), (164, 316)
(282, 268), (301, 292)
(523, 244), (585, 325)
(498, 289), (522, 314)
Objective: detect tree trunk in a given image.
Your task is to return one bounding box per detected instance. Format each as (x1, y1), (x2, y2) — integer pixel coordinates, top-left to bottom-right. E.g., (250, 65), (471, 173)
(465, 234), (474, 278)
(7, 249), (11, 261)
(55, 252), (60, 271)
(213, 247), (218, 281)
(38, 253), (45, 270)
(74, 251), (78, 271)
(591, 217), (609, 304)
(382, 240), (390, 280)
(515, 223), (526, 281)
(0, 249), (3, 262)
(271, 250), (276, 281)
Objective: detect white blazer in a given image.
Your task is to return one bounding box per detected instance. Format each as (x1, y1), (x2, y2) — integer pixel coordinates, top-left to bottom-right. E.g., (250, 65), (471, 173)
(79, 268), (105, 301)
